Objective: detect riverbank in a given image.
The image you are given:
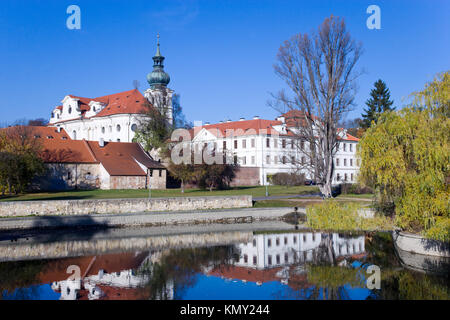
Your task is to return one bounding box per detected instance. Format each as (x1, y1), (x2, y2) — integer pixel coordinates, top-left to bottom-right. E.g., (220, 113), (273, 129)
(0, 195), (253, 218)
(0, 206), (298, 231)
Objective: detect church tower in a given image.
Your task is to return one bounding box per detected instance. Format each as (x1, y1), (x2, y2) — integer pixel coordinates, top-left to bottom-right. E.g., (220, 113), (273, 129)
(144, 34), (174, 124)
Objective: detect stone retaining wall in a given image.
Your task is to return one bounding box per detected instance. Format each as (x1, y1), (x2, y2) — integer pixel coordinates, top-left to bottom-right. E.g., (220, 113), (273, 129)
(0, 195), (252, 217)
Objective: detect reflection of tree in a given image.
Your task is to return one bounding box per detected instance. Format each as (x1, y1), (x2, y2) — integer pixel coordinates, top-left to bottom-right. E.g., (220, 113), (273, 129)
(0, 259), (50, 299)
(140, 246), (237, 300)
(306, 265), (363, 300)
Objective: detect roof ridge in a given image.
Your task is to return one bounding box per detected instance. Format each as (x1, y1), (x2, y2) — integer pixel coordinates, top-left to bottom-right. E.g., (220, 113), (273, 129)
(83, 140), (99, 163)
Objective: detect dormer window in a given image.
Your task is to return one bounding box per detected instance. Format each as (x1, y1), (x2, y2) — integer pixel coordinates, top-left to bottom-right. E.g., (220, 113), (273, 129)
(68, 107), (72, 114)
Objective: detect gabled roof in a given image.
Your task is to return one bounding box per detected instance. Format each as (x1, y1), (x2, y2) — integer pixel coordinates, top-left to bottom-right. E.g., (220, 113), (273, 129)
(52, 89), (149, 123)
(87, 141), (164, 176)
(0, 125), (70, 140)
(189, 119), (289, 140)
(40, 139), (98, 163)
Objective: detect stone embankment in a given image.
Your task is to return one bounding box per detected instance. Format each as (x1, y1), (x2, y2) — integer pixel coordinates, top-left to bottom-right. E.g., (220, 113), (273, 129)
(0, 195), (252, 217)
(0, 207), (298, 231)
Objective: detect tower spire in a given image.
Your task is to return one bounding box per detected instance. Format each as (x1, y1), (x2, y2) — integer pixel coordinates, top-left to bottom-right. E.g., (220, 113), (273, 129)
(155, 32), (161, 56)
(147, 33), (170, 88)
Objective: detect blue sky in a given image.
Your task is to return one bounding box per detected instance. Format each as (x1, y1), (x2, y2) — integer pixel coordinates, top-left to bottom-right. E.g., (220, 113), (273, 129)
(0, 0), (449, 125)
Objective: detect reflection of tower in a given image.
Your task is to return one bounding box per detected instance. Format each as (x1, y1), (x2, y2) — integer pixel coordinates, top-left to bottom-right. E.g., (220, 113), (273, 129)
(144, 33), (174, 125)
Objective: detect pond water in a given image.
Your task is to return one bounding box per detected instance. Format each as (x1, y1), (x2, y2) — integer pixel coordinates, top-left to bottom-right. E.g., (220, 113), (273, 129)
(0, 222), (448, 300)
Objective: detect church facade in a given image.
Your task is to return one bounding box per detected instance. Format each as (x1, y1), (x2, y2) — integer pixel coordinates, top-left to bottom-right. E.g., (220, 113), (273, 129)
(48, 35), (173, 143)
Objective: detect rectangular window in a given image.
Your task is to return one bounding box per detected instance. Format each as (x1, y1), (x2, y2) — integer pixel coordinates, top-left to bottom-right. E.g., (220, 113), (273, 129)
(253, 256), (257, 265)
(291, 156), (295, 164)
(251, 156), (255, 164)
(242, 157), (247, 165)
(351, 173), (354, 181)
(282, 156), (287, 164)
(301, 156), (306, 165)
(282, 139), (286, 148)
(266, 138), (270, 148)
(291, 140), (294, 149)
(337, 173), (341, 181)
(343, 143), (347, 152)
(242, 139), (246, 149)
(274, 156), (278, 164)
(350, 144), (353, 152)
(266, 155), (270, 164)
(300, 140), (305, 150)
(267, 239), (272, 247)
(344, 173), (348, 181)
(159, 169), (162, 177)
(234, 140), (238, 149)
(274, 139), (278, 148)
(223, 141), (226, 150)
(336, 158), (340, 166)
(344, 159), (347, 166)
(251, 139), (255, 148)
(350, 159), (353, 166)
(268, 255), (272, 265)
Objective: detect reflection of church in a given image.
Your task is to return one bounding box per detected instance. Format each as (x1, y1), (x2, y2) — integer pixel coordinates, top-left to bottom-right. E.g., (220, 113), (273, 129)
(48, 251), (174, 300)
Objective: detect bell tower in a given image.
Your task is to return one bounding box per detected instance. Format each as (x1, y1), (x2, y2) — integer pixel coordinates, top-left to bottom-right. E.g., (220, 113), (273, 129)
(144, 34), (173, 124)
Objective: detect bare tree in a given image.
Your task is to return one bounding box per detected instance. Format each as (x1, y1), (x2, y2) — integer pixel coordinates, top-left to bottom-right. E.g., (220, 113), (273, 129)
(270, 16), (362, 197)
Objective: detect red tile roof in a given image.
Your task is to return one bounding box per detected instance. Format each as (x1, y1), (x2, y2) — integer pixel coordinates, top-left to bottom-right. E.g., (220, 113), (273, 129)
(0, 125), (70, 140)
(87, 141), (164, 176)
(40, 139), (98, 163)
(33, 133), (164, 174)
(189, 119), (289, 139)
(53, 89), (149, 123)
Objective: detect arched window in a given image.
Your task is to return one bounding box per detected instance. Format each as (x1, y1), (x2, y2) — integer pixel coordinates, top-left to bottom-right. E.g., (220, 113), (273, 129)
(116, 124), (121, 132)
(101, 127), (105, 134)
(68, 107), (72, 114)
(72, 130), (77, 139)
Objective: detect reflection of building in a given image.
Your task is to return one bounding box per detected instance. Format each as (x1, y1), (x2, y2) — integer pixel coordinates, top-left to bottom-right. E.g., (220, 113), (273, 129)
(207, 232), (366, 291)
(38, 251), (174, 300)
(234, 232), (365, 270)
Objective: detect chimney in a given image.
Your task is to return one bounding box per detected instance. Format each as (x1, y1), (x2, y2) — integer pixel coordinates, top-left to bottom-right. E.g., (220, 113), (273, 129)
(253, 116), (259, 120)
(99, 138), (105, 148)
(239, 117), (245, 121)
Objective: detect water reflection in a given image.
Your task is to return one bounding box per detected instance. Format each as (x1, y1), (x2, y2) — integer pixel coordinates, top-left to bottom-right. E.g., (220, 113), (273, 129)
(0, 229), (448, 300)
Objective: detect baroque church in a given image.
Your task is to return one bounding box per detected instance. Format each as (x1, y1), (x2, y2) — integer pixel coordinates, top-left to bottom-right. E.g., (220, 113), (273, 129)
(49, 35), (173, 143)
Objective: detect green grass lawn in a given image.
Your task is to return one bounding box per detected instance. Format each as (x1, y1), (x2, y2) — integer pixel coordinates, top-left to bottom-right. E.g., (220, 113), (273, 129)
(0, 185), (319, 202)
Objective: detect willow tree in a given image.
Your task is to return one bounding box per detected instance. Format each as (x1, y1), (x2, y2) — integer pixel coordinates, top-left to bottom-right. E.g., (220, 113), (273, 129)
(358, 72), (450, 241)
(271, 15), (362, 197)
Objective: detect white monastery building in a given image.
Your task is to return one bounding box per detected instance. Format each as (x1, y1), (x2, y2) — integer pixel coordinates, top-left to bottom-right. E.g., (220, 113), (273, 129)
(188, 111), (360, 186)
(49, 35), (173, 143)
(47, 35), (360, 187)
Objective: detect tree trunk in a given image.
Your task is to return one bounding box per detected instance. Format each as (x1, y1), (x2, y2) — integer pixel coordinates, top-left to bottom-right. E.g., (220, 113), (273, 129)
(181, 179), (184, 193)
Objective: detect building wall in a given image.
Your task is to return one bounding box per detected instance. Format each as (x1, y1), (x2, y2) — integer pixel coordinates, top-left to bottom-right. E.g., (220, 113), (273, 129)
(190, 130), (360, 186)
(148, 169), (167, 189)
(110, 176), (147, 190)
(229, 167), (260, 187)
(31, 163), (101, 191)
(51, 114), (145, 143)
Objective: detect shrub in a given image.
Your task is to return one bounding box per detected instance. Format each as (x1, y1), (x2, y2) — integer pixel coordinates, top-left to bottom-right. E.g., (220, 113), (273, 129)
(306, 200), (393, 231)
(339, 183), (374, 195)
(270, 172), (305, 186)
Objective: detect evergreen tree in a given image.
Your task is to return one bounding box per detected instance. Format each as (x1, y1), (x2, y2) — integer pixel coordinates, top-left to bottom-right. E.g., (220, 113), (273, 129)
(362, 79), (394, 128)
